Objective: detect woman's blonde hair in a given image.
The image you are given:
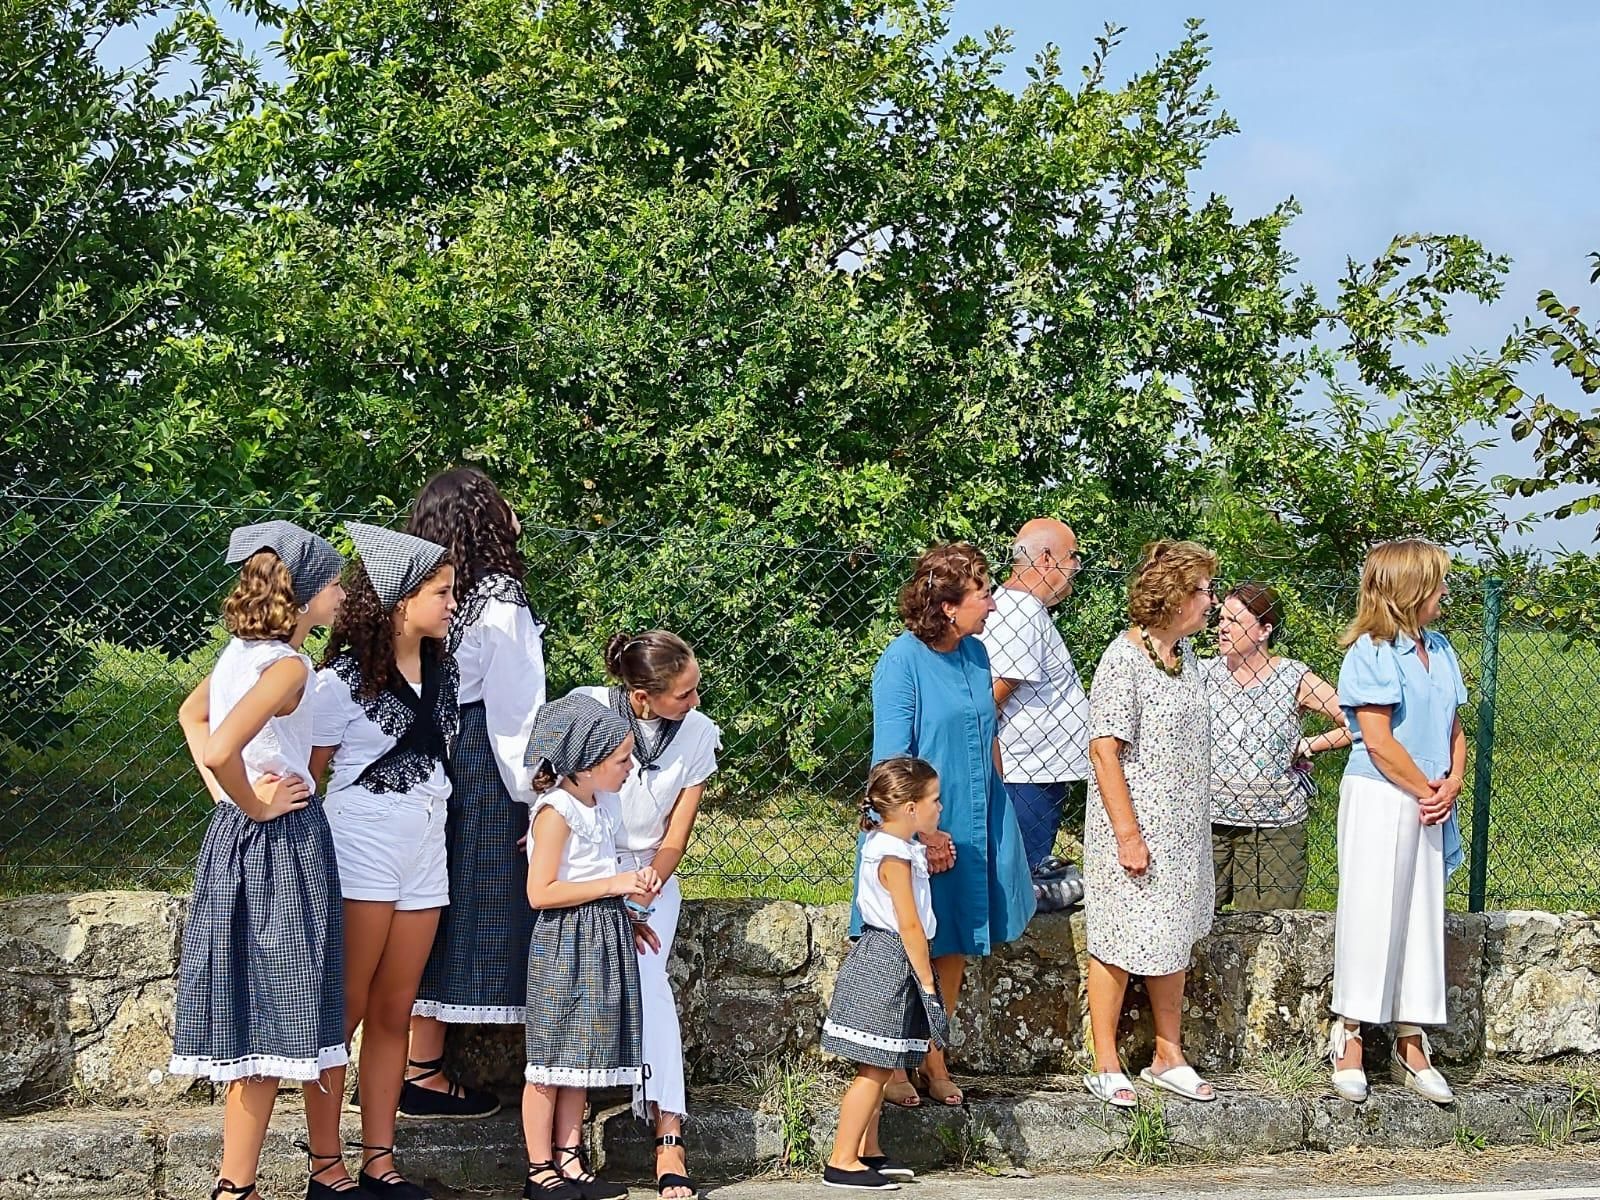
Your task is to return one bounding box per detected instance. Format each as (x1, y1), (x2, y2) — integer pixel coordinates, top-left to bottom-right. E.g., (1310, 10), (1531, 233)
(1128, 540), (1218, 629)
(860, 756), (939, 832)
(223, 551), (299, 641)
(1342, 540), (1451, 647)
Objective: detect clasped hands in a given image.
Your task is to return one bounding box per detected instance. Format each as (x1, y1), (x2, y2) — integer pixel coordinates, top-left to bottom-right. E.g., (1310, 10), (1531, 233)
(1418, 774), (1462, 826)
(920, 830), (957, 874)
(613, 866), (665, 954)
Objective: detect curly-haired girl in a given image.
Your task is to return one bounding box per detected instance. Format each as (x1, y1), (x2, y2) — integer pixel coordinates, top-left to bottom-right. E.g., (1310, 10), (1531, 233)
(171, 522), (350, 1200)
(311, 523), (458, 1200)
(400, 467), (546, 1120)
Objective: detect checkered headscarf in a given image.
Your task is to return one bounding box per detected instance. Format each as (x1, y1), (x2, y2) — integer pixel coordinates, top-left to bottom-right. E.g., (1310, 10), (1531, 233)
(345, 521), (447, 611)
(226, 521), (344, 605)
(524, 692), (631, 780)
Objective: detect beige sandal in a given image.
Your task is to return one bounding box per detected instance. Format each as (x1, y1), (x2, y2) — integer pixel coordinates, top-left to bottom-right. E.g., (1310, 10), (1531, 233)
(914, 1068), (963, 1106)
(883, 1077), (921, 1108)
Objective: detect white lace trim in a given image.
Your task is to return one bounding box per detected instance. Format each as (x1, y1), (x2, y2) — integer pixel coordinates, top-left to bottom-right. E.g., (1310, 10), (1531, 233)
(168, 1044), (348, 1083)
(822, 1020), (929, 1053)
(411, 1000), (525, 1024)
(524, 1064), (642, 1087)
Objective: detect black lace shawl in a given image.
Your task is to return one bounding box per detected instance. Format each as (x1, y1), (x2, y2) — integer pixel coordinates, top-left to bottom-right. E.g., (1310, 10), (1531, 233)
(447, 572), (542, 656)
(329, 650), (460, 794)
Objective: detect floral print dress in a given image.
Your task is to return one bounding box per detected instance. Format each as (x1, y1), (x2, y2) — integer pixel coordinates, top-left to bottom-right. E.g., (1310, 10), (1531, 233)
(1083, 634), (1214, 975)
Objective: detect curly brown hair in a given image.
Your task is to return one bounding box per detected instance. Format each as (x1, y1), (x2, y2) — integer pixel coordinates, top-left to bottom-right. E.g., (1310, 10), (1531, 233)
(406, 466), (525, 600)
(1128, 540), (1219, 629)
(223, 551), (299, 641)
(321, 559), (448, 699)
(898, 542), (991, 644)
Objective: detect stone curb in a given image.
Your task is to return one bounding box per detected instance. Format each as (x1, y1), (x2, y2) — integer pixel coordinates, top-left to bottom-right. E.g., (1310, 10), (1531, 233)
(1, 1079), (1593, 1199)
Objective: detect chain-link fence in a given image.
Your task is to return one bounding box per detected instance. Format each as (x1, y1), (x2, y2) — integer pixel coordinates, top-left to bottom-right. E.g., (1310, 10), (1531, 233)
(3, 485), (1597, 912)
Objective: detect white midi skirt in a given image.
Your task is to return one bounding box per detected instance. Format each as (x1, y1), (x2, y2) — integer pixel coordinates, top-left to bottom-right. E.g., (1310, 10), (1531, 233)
(626, 859), (687, 1120)
(1331, 774), (1447, 1026)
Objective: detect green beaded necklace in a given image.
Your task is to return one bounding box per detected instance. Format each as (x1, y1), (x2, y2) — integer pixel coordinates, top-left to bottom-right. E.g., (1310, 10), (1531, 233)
(1137, 625), (1183, 678)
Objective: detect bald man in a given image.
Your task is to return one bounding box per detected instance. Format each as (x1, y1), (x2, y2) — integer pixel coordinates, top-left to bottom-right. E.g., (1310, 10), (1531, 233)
(976, 519), (1090, 871)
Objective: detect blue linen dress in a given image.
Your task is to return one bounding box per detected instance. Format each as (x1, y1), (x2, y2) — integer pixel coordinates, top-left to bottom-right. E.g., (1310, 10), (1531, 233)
(853, 630), (1036, 958)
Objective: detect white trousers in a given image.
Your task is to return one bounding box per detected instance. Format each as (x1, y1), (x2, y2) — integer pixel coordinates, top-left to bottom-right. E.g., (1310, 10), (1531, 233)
(629, 866), (686, 1120)
(1331, 775), (1447, 1026)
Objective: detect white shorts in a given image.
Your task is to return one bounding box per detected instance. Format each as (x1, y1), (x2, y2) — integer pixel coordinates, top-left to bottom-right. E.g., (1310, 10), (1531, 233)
(324, 788), (450, 911)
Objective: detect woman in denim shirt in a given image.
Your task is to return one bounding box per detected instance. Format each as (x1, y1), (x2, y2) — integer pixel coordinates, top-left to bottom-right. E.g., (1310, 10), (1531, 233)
(1327, 541), (1467, 1107)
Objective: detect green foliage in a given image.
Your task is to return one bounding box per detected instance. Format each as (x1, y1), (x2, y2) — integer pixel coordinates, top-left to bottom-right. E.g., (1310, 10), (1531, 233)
(1499, 251), (1600, 534)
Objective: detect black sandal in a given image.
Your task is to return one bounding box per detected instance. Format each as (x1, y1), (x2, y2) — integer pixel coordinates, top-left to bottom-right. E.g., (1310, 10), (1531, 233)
(524, 1160), (581, 1200)
(554, 1143), (628, 1200)
(352, 1142), (432, 1200)
(399, 1054), (502, 1120)
(296, 1140), (359, 1200)
(213, 1179), (258, 1200)
(654, 1135), (700, 1199)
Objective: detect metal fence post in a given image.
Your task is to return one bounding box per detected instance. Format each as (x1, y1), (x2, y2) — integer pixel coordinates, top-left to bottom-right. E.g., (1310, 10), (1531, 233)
(1468, 576), (1503, 913)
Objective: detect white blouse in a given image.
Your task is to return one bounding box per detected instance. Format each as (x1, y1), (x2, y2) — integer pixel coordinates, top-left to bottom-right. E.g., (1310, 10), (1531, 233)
(312, 668), (452, 806)
(527, 788), (622, 884)
(209, 638), (316, 793)
(855, 830), (935, 939)
(574, 685), (720, 854)
(454, 594), (546, 803)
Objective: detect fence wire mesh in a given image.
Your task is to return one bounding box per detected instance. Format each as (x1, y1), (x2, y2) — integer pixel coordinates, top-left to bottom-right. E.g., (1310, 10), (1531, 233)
(2, 485), (1597, 912)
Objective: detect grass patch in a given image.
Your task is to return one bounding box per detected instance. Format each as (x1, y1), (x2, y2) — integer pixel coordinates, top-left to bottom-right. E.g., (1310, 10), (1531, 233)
(1096, 1092), (1179, 1167)
(1240, 1045), (1326, 1098)
(5, 621), (1600, 910)
(747, 1053), (833, 1172)
(936, 1115), (1005, 1174)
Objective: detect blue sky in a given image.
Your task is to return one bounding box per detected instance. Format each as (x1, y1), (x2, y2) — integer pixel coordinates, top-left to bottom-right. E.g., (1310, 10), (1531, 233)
(106, 1), (1600, 549)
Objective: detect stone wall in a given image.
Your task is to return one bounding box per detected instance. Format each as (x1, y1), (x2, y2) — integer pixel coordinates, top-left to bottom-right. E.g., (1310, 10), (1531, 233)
(2, 891), (1597, 1113)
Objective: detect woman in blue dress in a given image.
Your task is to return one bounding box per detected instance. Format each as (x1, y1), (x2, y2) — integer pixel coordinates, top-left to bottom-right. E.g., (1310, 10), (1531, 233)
(865, 541), (1035, 1107)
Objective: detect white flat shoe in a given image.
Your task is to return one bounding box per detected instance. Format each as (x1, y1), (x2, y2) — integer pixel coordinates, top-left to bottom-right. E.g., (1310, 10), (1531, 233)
(1139, 1064), (1215, 1102)
(1083, 1070), (1138, 1109)
(1392, 1024), (1454, 1105)
(1327, 1019), (1368, 1103)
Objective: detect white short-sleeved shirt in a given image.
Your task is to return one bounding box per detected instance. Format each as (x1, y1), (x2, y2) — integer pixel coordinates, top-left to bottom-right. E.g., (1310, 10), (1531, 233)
(977, 587), (1090, 783)
(312, 665), (452, 806)
(527, 788), (621, 884)
(453, 585), (546, 804)
(855, 831), (935, 939)
(209, 638), (316, 794)
(574, 686), (721, 854)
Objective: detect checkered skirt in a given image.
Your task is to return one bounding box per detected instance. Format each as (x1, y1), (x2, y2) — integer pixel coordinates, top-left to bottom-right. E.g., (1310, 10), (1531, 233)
(821, 926), (932, 1070)
(414, 702), (532, 1023)
(524, 896), (643, 1087)
(169, 800), (347, 1082)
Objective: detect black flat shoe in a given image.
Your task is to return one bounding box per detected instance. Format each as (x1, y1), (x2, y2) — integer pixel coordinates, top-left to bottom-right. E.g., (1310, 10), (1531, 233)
(821, 1164), (899, 1191)
(654, 1134), (700, 1197)
(859, 1155), (914, 1180)
(296, 1141), (361, 1200)
(353, 1143), (431, 1200)
(554, 1144), (627, 1199)
(397, 1056), (502, 1120)
(524, 1162), (581, 1200)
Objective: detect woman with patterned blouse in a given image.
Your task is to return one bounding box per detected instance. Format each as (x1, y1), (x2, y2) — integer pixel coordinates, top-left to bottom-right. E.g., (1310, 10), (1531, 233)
(1204, 584), (1349, 912)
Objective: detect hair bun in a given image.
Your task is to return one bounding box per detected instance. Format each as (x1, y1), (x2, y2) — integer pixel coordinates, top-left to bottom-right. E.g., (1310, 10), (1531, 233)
(603, 632), (633, 678)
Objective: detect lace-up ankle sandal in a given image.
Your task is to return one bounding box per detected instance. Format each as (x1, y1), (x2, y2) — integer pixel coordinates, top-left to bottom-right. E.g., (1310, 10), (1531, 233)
(397, 1055), (501, 1120)
(296, 1140), (359, 1200)
(1326, 1019), (1368, 1103)
(523, 1160), (581, 1200)
(353, 1143), (431, 1200)
(1391, 1024), (1455, 1105)
(213, 1178), (259, 1200)
(554, 1143), (628, 1200)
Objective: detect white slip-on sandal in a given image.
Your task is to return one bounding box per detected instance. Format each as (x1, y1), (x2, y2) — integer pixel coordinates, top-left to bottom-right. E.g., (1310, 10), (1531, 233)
(1327, 1018), (1368, 1103)
(1139, 1063), (1215, 1102)
(1391, 1024), (1454, 1105)
(1083, 1070), (1138, 1109)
